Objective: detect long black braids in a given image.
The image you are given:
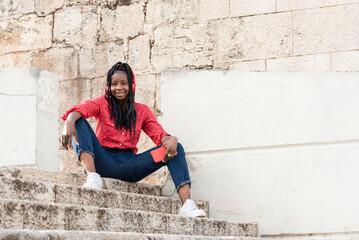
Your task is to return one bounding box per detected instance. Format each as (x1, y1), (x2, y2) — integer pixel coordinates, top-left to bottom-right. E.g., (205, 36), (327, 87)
(105, 62), (137, 135)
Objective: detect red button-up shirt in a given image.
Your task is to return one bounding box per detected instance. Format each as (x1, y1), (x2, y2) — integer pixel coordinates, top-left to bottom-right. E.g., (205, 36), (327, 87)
(62, 95), (169, 153)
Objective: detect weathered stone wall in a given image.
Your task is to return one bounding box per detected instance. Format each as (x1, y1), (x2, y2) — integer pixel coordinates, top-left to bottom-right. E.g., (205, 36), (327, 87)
(1, 0), (358, 184)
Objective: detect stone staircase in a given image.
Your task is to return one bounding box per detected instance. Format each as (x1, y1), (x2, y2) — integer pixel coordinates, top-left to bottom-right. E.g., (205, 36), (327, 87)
(0, 167), (259, 240)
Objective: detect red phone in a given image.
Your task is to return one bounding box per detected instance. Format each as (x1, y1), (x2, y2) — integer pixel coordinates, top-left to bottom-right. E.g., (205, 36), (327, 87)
(151, 146), (177, 163)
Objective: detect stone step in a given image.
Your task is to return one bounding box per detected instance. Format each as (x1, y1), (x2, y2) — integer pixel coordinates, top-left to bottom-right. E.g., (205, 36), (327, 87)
(0, 229), (264, 240)
(0, 199), (257, 237)
(0, 176), (209, 216)
(0, 166), (161, 196)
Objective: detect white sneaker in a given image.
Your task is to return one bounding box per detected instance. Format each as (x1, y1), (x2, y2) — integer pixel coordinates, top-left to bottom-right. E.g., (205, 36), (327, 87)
(178, 199), (206, 218)
(82, 172), (102, 190)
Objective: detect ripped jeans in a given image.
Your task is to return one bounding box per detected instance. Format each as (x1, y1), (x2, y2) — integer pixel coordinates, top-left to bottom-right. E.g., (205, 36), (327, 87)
(72, 118), (191, 191)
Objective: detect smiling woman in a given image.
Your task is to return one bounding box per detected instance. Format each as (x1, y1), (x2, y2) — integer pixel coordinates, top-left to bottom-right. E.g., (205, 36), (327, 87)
(111, 71), (129, 102)
(60, 62), (206, 218)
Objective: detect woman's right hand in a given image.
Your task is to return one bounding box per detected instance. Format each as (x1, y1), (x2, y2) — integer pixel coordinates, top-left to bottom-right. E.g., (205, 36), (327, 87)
(61, 120), (78, 150)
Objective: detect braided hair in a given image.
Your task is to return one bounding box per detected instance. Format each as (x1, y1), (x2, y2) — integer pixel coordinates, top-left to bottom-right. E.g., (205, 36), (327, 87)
(105, 62), (137, 135)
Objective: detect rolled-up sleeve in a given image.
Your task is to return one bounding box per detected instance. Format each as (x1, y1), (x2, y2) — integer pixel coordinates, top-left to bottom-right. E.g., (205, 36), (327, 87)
(142, 106), (170, 146)
(61, 96), (101, 121)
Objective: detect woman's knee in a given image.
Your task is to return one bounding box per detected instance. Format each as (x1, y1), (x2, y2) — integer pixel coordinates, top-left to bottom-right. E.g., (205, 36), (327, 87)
(74, 118), (89, 131)
(176, 142), (184, 153)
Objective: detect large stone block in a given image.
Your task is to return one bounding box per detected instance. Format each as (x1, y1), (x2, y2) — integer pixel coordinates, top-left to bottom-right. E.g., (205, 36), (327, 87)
(35, 0), (64, 16)
(0, 0), (34, 17)
(0, 14), (52, 53)
(79, 42), (124, 79)
(218, 12), (292, 62)
(331, 51), (359, 72)
(92, 76), (107, 99)
(276, 0), (323, 11)
(134, 74), (156, 109)
(230, 0), (275, 17)
(293, 5), (359, 55)
(146, 0), (199, 25)
(32, 47), (79, 79)
(199, 0), (229, 21)
(54, 6), (98, 47)
(152, 22), (217, 70)
(266, 54), (331, 71)
(0, 52), (32, 68)
(128, 34), (151, 73)
(59, 79), (92, 118)
(0, 68), (59, 170)
(100, 4), (144, 41)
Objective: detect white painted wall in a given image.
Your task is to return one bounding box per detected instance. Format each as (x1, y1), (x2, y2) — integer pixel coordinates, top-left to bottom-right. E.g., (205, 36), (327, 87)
(160, 71), (359, 235)
(0, 68), (59, 171)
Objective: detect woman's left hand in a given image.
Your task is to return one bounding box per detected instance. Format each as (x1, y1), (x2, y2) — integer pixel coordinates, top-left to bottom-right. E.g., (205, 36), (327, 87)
(161, 136), (178, 162)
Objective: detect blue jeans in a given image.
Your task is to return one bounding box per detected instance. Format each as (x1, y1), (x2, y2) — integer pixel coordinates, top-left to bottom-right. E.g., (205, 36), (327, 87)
(72, 118), (191, 191)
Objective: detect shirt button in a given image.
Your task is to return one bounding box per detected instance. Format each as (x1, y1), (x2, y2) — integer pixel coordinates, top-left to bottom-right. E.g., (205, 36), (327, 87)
(112, 124), (114, 126)
(120, 144), (122, 146)
(122, 133), (124, 135)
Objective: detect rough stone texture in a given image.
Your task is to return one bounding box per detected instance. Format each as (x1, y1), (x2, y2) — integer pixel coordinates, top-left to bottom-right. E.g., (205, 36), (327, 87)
(24, 202), (65, 230)
(59, 149), (83, 174)
(229, 60), (266, 71)
(276, 0), (324, 11)
(0, 175), (191, 215)
(331, 51), (359, 72)
(128, 34), (151, 73)
(325, 0), (359, 6)
(80, 42), (124, 78)
(0, 229), (266, 239)
(65, 205), (98, 230)
(53, 6), (98, 47)
(0, 14), (52, 53)
(0, 199), (24, 229)
(229, 0), (275, 17)
(0, 52), (32, 67)
(0, 167), (162, 196)
(146, 0), (199, 25)
(32, 47), (79, 79)
(152, 22), (217, 70)
(35, 0), (64, 16)
(59, 79), (92, 118)
(0, 167), (86, 186)
(0, 177), (55, 202)
(266, 54), (331, 72)
(218, 12), (292, 62)
(100, 4), (144, 41)
(293, 5), (359, 55)
(0, 0), (34, 17)
(98, 209), (167, 233)
(134, 74), (156, 109)
(91, 76), (107, 98)
(166, 215), (257, 237)
(199, 0), (229, 21)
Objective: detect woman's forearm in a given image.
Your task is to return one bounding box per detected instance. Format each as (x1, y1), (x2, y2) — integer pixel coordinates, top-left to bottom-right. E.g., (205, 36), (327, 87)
(65, 111), (82, 124)
(161, 135), (177, 145)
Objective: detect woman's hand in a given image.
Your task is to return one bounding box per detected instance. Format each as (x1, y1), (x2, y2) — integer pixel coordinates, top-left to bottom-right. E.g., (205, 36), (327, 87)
(161, 136), (178, 162)
(61, 120), (78, 150)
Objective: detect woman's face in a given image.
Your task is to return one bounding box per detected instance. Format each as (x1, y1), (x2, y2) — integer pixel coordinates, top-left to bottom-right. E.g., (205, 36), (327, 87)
(111, 71), (129, 102)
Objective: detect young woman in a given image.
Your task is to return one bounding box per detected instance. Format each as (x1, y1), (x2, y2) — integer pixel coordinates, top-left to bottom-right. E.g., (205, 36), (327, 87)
(61, 62), (205, 217)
